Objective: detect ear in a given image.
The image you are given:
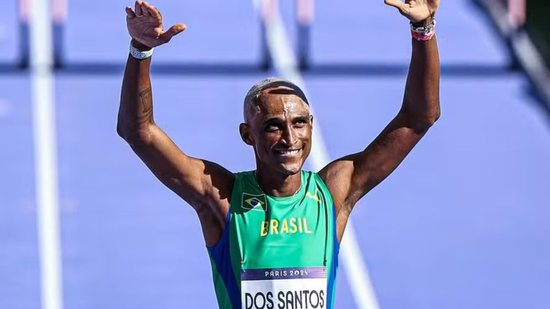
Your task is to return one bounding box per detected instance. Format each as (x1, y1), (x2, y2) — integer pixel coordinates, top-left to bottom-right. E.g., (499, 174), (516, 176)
(239, 123), (254, 145)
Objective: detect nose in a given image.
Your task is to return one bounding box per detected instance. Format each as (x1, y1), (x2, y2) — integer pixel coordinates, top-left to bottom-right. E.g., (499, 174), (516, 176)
(281, 125), (297, 146)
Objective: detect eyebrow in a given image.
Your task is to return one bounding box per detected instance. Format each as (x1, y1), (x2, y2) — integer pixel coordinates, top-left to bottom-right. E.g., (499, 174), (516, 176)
(293, 115), (311, 122)
(262, 114), (310, 124)
(262, 117), (284, 125)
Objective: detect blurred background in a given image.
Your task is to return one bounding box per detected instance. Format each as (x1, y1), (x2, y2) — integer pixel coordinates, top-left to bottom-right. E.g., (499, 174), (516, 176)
(1, 0), (549, 308)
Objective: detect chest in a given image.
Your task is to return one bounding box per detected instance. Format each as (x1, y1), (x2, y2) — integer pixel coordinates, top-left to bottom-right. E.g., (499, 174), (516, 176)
(230, 193), (331, 269)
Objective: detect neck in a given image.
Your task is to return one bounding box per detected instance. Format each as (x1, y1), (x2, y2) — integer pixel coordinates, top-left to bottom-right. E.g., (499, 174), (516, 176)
(255, 169), (302, 197)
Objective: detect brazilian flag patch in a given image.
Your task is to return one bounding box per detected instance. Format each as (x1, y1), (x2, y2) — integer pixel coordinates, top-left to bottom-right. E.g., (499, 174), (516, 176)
(242, 193), (268, 211)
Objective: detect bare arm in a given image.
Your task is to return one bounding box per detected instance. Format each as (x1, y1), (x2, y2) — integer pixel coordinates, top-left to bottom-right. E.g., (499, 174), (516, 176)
(319, 0), (441, 239)
(117, 1), (234, 246)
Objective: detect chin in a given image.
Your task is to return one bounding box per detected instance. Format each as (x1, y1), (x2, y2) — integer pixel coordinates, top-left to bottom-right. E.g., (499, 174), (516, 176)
(279, 164), (302, 175)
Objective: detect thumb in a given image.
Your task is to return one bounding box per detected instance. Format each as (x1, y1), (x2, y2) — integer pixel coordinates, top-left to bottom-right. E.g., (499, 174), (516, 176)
(159, 23), (186, 43)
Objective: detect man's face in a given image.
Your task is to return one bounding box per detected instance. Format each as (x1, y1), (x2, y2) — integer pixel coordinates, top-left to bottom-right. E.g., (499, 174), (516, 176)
(241, 87), (313, 176)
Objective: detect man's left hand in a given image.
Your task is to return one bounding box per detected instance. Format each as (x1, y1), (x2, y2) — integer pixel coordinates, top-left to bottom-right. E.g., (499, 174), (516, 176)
(384, 0), (440, 23)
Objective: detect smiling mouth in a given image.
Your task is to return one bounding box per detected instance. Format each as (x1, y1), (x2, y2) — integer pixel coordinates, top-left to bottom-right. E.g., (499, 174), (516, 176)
(275, 149), (301, 156)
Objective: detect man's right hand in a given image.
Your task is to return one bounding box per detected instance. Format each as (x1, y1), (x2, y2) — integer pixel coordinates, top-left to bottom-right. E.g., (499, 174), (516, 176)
(125, 1), (186, 49)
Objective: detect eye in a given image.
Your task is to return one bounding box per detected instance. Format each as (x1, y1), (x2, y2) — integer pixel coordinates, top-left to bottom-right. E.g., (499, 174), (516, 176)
(293, 117), (309, 127)
(265, 124), (281, 132)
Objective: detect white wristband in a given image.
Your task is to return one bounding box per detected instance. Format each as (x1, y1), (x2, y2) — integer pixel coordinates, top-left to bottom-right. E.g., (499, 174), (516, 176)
(129, 42), (154, 59)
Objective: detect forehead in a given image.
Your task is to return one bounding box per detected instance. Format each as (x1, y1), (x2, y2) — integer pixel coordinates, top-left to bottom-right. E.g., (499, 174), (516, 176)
(256, 87), (310, 117)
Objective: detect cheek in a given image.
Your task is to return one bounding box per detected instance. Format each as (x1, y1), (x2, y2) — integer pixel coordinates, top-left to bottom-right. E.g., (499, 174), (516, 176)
(297, 128), (312, 141)
(257, 133), (281, 149)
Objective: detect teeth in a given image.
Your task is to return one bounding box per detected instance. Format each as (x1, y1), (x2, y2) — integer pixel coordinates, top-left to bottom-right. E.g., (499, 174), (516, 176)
(277, 149), (300, 155)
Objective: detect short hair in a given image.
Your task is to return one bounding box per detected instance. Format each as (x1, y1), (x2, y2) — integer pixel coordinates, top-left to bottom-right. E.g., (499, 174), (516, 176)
(243, 77), (309, 120)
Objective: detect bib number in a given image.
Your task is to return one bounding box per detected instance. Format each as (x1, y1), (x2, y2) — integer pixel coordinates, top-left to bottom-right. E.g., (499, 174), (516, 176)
(241, 267), (327, 309)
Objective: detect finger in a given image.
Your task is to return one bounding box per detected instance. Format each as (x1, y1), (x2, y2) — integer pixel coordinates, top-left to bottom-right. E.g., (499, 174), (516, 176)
(384, 0), (404, 10)
(143, 2), (161, 19)
(125, 6), (136, 18)
(159, 23), (186, 43)
(140, 2), (153, 16)
(135, 1), (143, 16)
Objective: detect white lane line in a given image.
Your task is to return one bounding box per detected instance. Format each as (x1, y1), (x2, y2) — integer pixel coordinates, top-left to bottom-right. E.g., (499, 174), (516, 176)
(29, 0), (64, 308)
(253, 1), (380, 308)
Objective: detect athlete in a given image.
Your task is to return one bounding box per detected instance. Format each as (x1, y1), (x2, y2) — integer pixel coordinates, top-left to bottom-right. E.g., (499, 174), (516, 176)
(118, 1), (440, 308)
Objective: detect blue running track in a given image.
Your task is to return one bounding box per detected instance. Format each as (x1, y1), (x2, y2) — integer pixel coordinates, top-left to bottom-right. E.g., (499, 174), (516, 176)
(1, 0), (549, 308)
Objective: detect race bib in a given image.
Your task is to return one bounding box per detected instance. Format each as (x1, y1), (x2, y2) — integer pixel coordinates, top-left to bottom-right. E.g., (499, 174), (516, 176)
(241, 267), (327, 309)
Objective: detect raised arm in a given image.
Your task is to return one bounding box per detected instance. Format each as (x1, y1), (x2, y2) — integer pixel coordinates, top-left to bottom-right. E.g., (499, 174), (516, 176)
(320, 0), (441, 239)
(117, 1), (234, 246)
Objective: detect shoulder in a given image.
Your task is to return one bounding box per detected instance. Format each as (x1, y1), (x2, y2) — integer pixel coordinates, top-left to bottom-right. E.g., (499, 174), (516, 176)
(304, 170), (324, 184)
(232, 170), (255, 184)
(303, 170), (334, 201)
(228, 170), (257, 200)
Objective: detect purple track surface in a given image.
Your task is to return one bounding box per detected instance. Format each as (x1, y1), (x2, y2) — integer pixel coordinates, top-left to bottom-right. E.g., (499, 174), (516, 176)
(1, 0), (549, 308)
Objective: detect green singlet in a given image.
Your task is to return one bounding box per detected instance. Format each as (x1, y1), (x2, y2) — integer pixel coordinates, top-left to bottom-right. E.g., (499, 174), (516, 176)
(207, 170), (340, 309)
